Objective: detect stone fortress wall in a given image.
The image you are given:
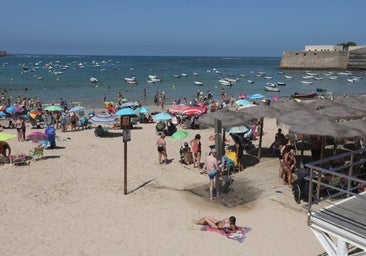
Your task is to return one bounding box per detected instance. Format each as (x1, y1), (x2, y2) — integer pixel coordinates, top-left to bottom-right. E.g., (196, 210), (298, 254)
(280, 45), (366, 70)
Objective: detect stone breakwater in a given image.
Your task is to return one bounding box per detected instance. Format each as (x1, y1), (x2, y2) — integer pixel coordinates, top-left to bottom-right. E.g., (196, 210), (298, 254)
(280, 47), (366, 70)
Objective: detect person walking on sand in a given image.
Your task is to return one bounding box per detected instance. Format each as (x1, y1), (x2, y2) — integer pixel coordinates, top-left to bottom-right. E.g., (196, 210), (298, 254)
(201, 148), (219, 200)
(190, 134), (202, 168)
(15, 117), (23, 142)
(156, 132), (167, 164)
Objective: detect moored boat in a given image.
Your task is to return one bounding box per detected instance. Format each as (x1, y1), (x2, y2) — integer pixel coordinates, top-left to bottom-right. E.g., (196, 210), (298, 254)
(291, 92), (317, 99)
(265, 83), (280, 92)
(194, 81), (203, 86)
(90, 77), (98, 83)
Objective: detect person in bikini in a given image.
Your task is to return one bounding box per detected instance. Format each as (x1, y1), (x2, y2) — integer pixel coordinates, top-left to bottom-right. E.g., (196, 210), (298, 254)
(15, 117), (23, 142)
(190, 133), (202, 168)
(156, 132), (167, 164)
(195, 215), (237, 233)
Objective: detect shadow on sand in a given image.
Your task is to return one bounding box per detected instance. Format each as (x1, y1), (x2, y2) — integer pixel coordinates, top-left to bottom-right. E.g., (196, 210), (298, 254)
(188, 176), (264, 208)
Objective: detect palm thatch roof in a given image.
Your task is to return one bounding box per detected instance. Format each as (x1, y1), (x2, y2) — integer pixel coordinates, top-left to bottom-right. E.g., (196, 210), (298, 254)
(199, 108), (255, 128)
(289, 119), (362, 138)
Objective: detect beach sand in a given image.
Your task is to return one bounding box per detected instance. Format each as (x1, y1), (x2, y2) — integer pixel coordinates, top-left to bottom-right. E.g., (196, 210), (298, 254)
(0, 111), (324, 256)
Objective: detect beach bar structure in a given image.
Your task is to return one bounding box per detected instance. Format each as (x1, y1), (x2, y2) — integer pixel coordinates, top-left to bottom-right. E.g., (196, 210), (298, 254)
(305, 148), (366, 256)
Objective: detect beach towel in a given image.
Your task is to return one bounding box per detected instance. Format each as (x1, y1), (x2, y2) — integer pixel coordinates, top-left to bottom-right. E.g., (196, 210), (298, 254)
(200, 225), (251, 243)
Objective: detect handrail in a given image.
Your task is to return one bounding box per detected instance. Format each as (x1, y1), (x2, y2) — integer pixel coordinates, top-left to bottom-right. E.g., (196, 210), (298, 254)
(304, 148), (366, 222)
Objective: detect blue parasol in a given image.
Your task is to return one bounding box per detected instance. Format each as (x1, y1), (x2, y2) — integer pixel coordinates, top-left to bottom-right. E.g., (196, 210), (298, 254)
(248, 94), (265, 100)
(115, 108), (137, 116)
(152, 112), (173, 122)
(89, 113), (118, 124)
(69, 105), (86, 112)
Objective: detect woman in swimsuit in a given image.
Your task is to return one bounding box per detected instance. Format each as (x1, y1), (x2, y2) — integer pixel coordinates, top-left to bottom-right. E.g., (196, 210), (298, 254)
(196, 216), (237, 233)
(190, 133), (201, 168)
(15, 117), (23, 142)
(156, 132), (167, 164)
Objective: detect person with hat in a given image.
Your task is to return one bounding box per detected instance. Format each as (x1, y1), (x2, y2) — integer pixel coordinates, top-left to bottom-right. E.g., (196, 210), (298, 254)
(201, 148), (220, 200)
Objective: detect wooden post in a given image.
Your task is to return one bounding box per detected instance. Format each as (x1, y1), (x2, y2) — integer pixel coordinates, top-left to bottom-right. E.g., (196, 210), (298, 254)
(124, 140), (128, 195)
(257, 117), (264, 159)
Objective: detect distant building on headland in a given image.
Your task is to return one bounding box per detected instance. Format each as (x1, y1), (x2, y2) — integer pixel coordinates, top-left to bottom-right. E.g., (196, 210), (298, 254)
(280, 45), (366, 70)
(0, 50), (6, 57)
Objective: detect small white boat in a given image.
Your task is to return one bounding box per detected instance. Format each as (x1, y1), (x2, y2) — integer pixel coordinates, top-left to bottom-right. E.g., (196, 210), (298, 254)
(302, 75), (314, 80)
(225, 77), (239, 83)
(193, 72), (199, 76)
(284, 75), (293, 79)
(301, 80), (313, 85)
(347, 78), (359, 83)
(265, 84), (280, 92)
(219, 79), (231, 86)
(124, 77), (137, 84)
(181, 73), (188, 77)
(90, 77), (98, 83)
(276, 81), (286, 86)
(313, 76), (324, 81)
(147, 75), (161, 83)
(329, 76), (338, 80)
(194, 81), (203, 86)
(247, 80), (255, 84)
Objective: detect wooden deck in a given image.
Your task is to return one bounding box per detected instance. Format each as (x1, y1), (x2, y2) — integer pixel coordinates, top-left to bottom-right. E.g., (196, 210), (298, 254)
(309, 192), (366, 251)
(305, 148), (366, 255)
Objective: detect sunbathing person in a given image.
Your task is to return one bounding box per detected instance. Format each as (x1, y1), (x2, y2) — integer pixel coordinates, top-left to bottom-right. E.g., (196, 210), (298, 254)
(195, 216), (237, 233)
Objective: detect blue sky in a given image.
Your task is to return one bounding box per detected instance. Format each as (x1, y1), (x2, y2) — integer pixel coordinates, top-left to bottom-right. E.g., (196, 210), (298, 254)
(1, 0), (365, 57)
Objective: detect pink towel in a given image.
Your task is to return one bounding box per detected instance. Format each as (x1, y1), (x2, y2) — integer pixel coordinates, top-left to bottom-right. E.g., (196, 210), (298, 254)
(200, 225), (251, 243)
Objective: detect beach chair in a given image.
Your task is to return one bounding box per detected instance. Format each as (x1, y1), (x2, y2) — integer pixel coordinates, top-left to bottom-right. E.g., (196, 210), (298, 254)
(30, 147), (44, 160)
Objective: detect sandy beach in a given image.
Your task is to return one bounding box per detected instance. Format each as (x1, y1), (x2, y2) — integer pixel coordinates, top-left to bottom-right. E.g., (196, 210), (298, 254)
(0, 109), (325, 256)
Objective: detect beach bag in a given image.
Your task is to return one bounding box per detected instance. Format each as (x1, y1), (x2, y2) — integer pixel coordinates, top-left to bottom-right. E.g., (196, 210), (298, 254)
(208, 169), (218, 178)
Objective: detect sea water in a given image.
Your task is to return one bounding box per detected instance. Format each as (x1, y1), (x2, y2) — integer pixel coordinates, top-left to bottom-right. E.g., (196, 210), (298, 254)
(0, 55), (365, 108)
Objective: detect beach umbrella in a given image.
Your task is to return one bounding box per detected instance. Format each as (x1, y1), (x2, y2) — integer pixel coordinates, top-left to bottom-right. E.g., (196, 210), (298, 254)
(168, 104), (189, 114)
(115, 107), (137, 116)
(29, 109), (43, 119)
(89, 113), (118, 124)
(6, 105), (23, 115)
(27, 131), (48, 142)
(289, 119), (361, 138)
(44, 105), (64, 112)
(69, 105), (86, 112)
(134, 106), (151, 114)
(226, 126), (249, 134)
(181, 107), (206, 116)
(234, 99), (251, 106)
(152, 112), (173, 122)
(248, 94), (264, 100)
(171, 130), (189, 140)
(0, 132), (16, 141)
(120, 101), (139, 108)
(315, 105), (365, 121)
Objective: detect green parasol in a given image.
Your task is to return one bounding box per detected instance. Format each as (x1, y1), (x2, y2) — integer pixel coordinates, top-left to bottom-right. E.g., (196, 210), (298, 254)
(171, 130), (189, 140)
(44, 105), (64, 112)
